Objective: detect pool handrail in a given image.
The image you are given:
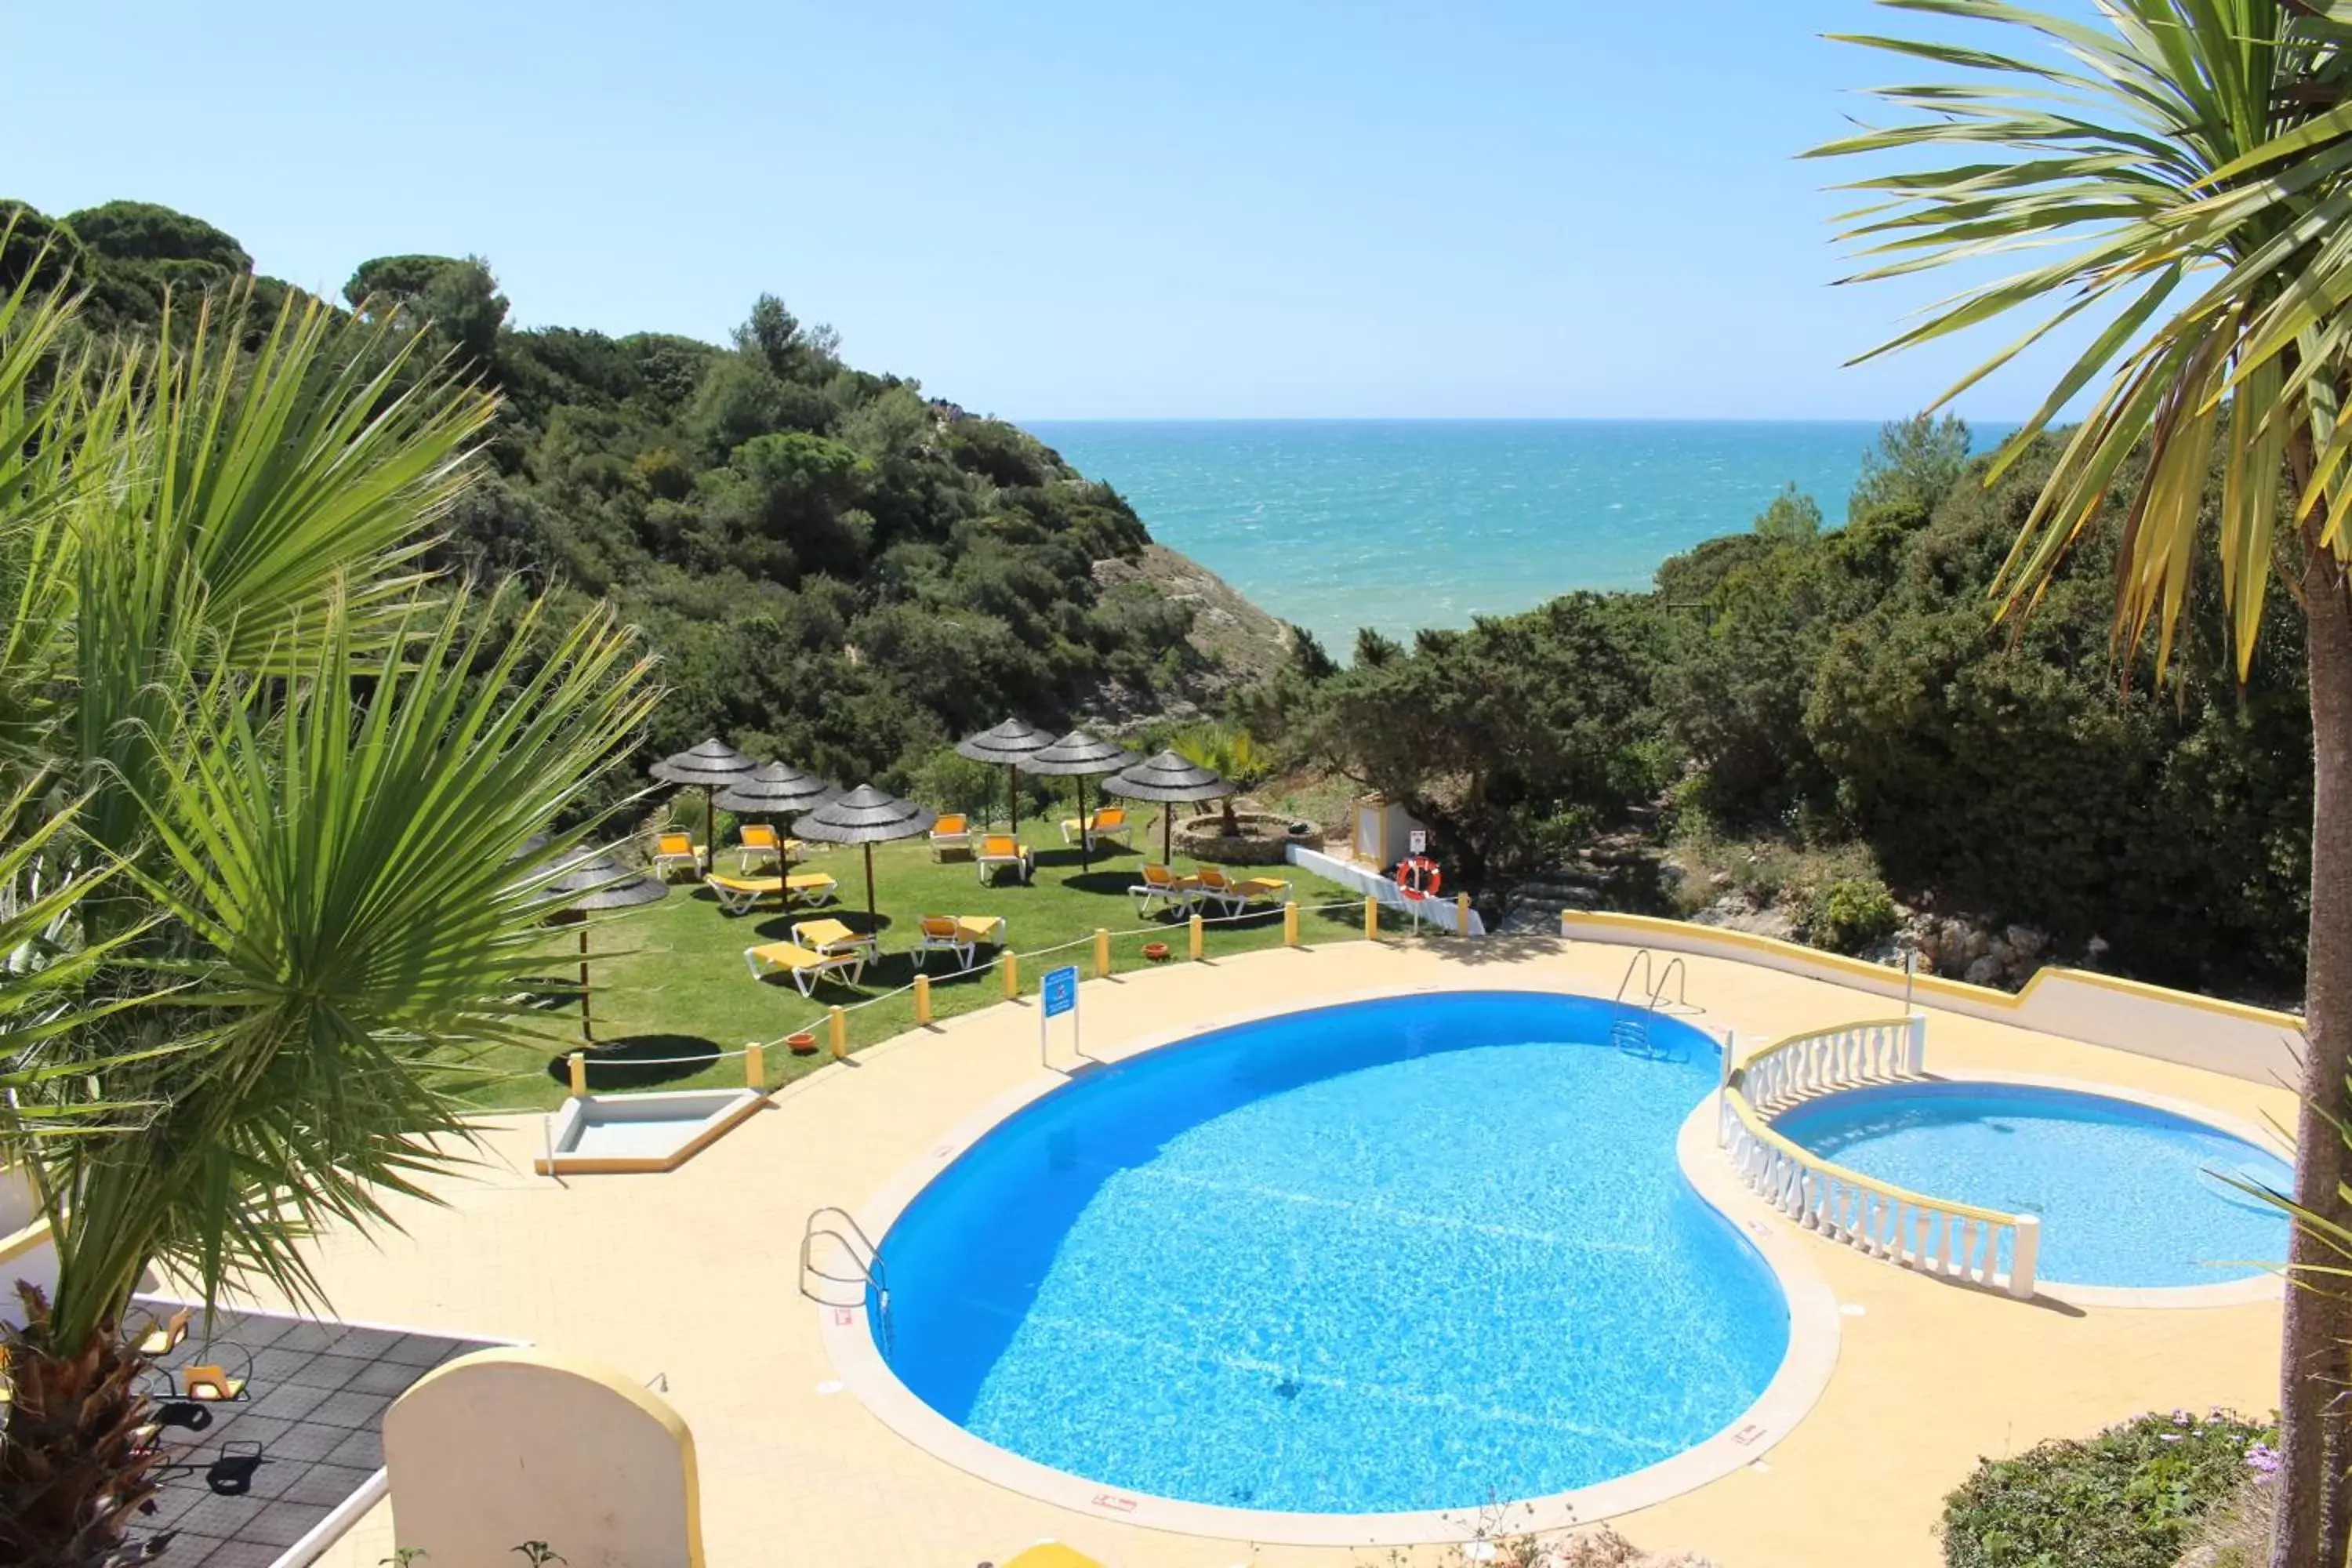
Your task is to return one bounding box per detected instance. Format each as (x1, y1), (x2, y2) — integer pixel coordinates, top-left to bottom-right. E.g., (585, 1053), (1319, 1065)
(1719, 1018), (2040, 1300)
(1613, 948), (1696, 1015)
(800, 1206), (891, 1323)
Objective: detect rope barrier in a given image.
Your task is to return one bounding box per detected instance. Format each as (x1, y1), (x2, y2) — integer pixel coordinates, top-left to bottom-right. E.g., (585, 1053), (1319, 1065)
(531, 893), (1448, 1078)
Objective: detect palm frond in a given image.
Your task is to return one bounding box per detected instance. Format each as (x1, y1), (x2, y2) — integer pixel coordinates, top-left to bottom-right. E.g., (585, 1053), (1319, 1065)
(34, 584), (655, 1342)
(1815, 0), (2352, 677)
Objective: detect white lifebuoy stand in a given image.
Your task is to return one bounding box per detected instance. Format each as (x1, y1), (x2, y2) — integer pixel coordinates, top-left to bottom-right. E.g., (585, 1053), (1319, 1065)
(1399, 829), (1431, 931)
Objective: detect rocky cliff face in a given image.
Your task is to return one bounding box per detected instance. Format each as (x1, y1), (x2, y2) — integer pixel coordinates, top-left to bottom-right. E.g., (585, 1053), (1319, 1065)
(1089, 543), (1295, 719)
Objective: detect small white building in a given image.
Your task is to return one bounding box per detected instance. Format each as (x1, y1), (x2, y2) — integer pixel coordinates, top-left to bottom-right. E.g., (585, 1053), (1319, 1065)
(1348, 793), (1430, 871)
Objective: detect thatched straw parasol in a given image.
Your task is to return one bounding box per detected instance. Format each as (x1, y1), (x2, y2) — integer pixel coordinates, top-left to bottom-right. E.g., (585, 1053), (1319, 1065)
(649, 738), (755, 840)
(954, 718), (1060, 833)
(790, 784), (939, 926)
(1103, 749), (1236, 865)
(1025, 730), (1140, 870)
(712, 761), (837, 867)
(543, 852), (670, 1042)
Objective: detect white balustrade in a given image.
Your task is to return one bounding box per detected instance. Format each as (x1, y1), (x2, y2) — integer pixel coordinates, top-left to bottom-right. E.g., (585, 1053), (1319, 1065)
(1717, 1017), (2038, 1300)
(1736, 1014), (1923, 1108)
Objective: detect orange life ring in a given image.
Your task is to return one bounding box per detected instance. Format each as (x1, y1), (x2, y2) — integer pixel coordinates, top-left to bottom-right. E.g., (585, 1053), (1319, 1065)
(1394, 855), (1442, 900)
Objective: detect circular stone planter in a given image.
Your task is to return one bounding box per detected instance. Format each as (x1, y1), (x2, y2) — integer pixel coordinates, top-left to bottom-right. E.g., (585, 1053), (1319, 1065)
(1175, 811), (1325, 865)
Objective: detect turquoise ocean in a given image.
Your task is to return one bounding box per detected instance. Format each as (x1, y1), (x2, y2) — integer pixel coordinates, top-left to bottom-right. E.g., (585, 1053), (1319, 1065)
(1027, 419), (1929, 649)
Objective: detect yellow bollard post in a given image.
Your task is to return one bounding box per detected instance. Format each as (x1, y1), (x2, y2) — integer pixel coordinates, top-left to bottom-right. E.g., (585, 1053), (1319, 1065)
(1003, 950), (1020, 1000)
(828, 1005), (847, 1059)
(913, 972), (933, 1026)
(566, 1050), (587, 1097)
(1094, 927), (1111, 979)
(1456, 891), (1472, 935)
(1189, 913), (1205, 960)
(1364, 895), (1379, 941)
(745, 1043), (765, 1091)
(1283, 899), (1300, 947)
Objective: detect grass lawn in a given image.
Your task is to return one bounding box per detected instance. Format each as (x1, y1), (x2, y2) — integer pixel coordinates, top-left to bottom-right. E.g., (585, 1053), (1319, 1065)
(474, 833), (1384, 1109)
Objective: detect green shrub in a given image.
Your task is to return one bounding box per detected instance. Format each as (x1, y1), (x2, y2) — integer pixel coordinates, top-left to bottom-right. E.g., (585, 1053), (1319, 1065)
(1795, 873), (1898, 954)
(1938, 1410), (2275, 1568)
(913, 746), (1005, 828)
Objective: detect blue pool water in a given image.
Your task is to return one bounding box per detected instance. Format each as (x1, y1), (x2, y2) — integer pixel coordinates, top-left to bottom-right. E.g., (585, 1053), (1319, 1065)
(874, 992), (1789, 1515)
(1771, 1082), (2292, 1289)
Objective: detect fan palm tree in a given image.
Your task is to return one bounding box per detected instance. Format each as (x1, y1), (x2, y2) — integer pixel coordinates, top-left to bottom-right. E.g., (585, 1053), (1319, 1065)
(1813, 5), (2352, 1563)
(0, 261), (659, 1564)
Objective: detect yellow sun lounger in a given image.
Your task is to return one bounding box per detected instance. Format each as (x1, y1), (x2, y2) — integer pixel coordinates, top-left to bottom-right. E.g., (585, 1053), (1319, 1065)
(1004, 1548), (1105, 1568)
(706, 871), (840, 915)
(1131, 862), (1202, 918)
(743, 940), (866, 996)
(652, 830), (706, 880)
(789, 918), (880, 963)
(1192, 866), (1290, 916)
(1059, 806), (1133, 851)
(929, 813), (972, 859)
(735, 822), (799, 873)
(975, 835), (1034, 886)
(912, 914), (1007, 971)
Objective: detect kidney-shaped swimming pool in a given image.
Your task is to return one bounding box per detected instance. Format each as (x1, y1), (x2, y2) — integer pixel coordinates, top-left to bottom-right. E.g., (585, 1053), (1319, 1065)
(870, 991), (1789, 1515)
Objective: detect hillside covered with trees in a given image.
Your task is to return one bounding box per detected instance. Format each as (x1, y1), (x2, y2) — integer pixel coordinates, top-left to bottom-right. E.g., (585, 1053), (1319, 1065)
(1250, 418), (2313, 998)
(0, 197), (1272, 797)
(3, 198), (2310, 1000)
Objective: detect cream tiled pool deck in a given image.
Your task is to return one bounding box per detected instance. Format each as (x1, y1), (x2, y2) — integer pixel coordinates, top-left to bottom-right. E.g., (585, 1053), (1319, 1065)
(296, 936), (2295, 1568)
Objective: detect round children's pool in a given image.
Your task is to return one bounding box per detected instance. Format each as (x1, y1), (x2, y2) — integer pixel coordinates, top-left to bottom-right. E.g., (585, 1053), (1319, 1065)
(1770, 1080), (2291, 1289)
(870, 991), (1789, 1515)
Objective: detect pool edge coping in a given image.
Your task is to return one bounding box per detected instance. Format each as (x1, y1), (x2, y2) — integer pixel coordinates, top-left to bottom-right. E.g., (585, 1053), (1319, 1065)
(815, 981), (1846, 1547)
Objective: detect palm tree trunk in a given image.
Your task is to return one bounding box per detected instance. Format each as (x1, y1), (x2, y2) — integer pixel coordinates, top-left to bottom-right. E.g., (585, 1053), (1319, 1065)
(2277, 541), (2352, 1568)
(0, 1292), (160, 1568)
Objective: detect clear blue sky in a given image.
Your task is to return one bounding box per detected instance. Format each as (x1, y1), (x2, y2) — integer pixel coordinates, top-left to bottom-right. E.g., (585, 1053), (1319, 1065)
(13, 2), (2099, 422)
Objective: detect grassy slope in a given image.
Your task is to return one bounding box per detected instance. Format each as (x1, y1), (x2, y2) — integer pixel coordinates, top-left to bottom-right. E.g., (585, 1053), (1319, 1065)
(477, 834), (1371, 1110)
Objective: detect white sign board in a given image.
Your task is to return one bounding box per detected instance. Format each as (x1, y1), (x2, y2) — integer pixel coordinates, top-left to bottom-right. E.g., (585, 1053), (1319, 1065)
(1408, 829), (1427, 855)
(1040, 964), (1081, 1066)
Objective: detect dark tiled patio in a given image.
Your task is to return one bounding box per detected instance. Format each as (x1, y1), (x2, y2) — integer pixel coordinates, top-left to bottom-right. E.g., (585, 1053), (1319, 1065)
(127, 1298), (497, 1568)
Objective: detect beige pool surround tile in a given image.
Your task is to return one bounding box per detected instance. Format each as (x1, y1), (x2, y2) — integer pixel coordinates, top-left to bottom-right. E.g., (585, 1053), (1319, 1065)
(281, 940), (2292, 1568)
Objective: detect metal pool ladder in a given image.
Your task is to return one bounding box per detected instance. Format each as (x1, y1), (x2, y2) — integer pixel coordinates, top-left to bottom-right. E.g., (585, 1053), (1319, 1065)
(800, 1206), (892, 1353)
(1611, 949), (1697, 1060)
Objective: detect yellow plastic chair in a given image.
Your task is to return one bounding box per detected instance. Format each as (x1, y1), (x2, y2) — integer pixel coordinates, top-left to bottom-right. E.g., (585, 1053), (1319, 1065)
(182, 1356), (249, 1402)
(136, 1305), (192, 1359)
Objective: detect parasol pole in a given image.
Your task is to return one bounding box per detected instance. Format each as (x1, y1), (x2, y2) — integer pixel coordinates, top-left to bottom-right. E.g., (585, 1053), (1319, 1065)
(1165, 804), (1174, 866)
(578, 923), (593, 1044)
(863, 841), (878, 926)
(1076, 775), (1091, 871)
